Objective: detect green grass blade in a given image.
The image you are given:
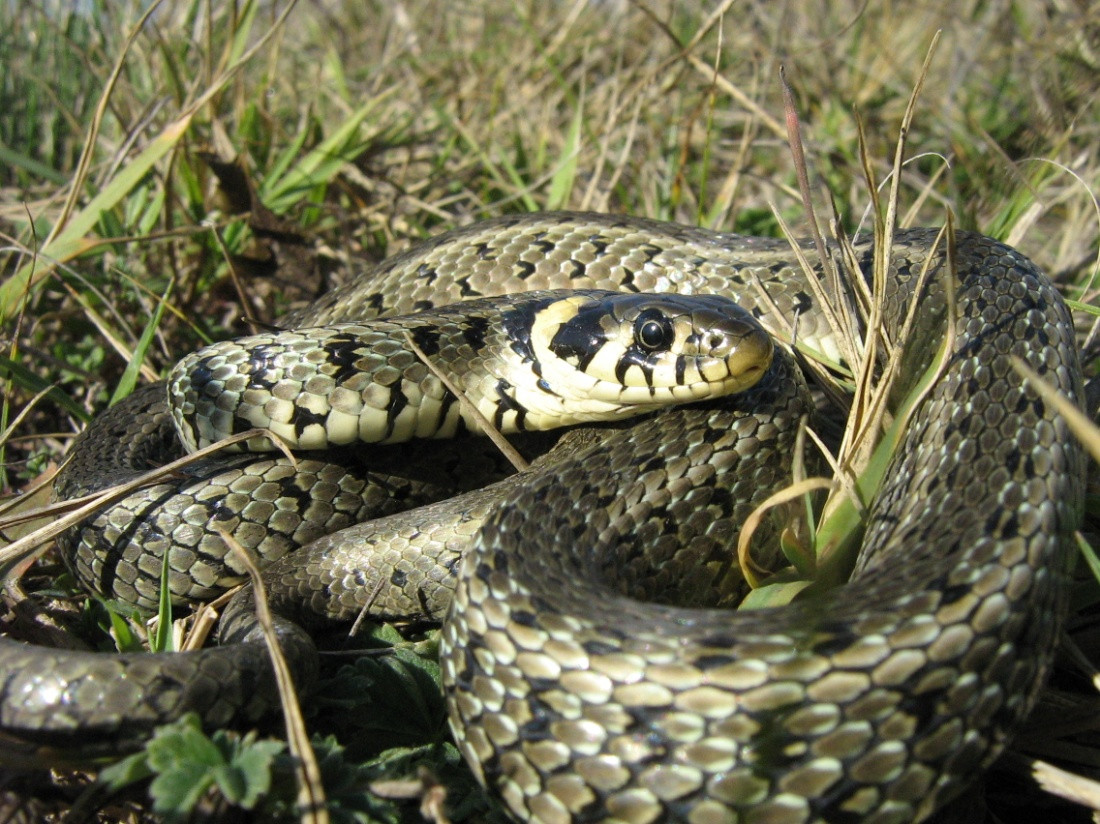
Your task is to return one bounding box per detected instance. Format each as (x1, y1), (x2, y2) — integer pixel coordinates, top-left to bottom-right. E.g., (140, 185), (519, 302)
(151, 545), (175, 653)
(262, 100), (382, 214)
(0, 355), (90, 421)
(109, 280), (173, 406)
(546, 105), (583, 210)
(0, 114), (194, 321)
(0, 143), (69, 185)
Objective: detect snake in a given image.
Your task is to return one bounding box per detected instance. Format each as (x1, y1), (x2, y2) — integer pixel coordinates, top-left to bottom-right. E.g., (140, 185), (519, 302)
(0, 212), (1086, 823)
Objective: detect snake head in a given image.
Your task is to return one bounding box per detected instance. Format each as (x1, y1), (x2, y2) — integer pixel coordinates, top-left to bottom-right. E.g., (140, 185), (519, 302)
(527, 291), (774, 410)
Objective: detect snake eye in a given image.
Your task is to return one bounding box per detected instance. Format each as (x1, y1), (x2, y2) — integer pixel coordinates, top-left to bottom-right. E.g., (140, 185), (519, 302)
(633, 310), (675, 351)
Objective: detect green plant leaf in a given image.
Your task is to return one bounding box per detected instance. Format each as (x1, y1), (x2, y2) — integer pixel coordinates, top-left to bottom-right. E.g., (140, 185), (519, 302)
(98, 750), (154, 792)
(138, 714), (284, 816)
(215, 738), (283, 806)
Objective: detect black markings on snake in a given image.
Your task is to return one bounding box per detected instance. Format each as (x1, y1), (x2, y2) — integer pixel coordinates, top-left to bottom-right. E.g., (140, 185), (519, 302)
(515, 260), (536, 280)
(548, 303), (609, 372)
(617, 268), (639, 291)
(518, 715), (551, 741)
(383, 385), (409, 440)
(587, 235), (609, 256)
(290, 404), (327, 439)
(232, 412), (255, 436)
(531, 237), (556, 256)
(415, 262), (437, 287)
(614, 347), (657, 387)
(792, 290), (812, 316)
(283, 481), (316, 511)
(187, 357), (217, 393)
(321, 334), (366, 385)
(432, 390), (458, 435)
(442, 554), (461, 576)
(456, 276), (478, 297)
(492, 379), (526, 430)
(510, 609), (539, 627)
(500, 302), (540, 363)
(460, 315), (490, 350)
(408, 324), (441, 357)
(582, 639), (620, 657)
(361, 292), (386, 316)
(245, 344), (284, 382)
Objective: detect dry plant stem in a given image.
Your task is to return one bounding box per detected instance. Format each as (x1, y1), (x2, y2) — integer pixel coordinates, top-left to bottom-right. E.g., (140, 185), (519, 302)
(801, 425), (864, 518)
(402, 331), (529, 473)
(348, 576), (387, 639)
(816, 35), (944, 525)
(780, 66), (854, 367)
(1060, 636), (1100, 687)
(775, 66), (861, 379)
(900, 153), (951, 227)
(880, 224), (959, 447)
(844, 222), (957, 481)
(177, 588), (239, 653)
(768, 209), (856, 373)
(209, 225), (261, 335)
(684, 53), (786, 139)
(1000, 753), (1100, 812)
(45, 0), (167, 245)
(828, 192), (874, 317)
(221, 530), (328, 824)
(0, 428), (297, 573)
(0, 384), (56, 451)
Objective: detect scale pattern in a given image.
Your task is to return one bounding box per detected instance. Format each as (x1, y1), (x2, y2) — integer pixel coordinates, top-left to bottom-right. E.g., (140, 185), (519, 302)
(0, 214), (1084, 823)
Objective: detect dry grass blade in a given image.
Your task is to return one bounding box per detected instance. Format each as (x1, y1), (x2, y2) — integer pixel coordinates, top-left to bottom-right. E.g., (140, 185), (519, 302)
(816, 34), (945, 524)
(45, 0), (167, 246)
(1000, 752), (1100, 812)
(0, 428), (296, 574)
(402, 331), (529, 472)
(220, 530), (328, 824)
(0, 384), (56, 455)
(768, 208), (859, 374)
(737, 477), (833, 588)
(1012, 359), (1100, 461)
(779, 68), (857, 364)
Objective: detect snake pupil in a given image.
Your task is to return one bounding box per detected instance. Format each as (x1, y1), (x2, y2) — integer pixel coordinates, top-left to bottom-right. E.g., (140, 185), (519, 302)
(634, 310), (674, 351)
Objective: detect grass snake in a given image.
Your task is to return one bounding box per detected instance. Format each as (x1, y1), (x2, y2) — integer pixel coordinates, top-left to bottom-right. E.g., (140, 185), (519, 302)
(1, 213), (1087, 822)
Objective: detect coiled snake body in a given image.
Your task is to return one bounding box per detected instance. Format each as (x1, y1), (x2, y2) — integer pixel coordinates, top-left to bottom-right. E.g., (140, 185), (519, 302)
(1, 213), (1086, 822)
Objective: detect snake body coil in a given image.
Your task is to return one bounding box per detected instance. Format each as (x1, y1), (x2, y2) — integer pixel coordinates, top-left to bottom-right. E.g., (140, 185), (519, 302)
(0, 213), (1086, 823)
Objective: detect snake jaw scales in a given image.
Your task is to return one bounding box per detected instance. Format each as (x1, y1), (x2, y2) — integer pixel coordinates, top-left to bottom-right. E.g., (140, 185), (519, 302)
(3, 213), (1086, 824)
